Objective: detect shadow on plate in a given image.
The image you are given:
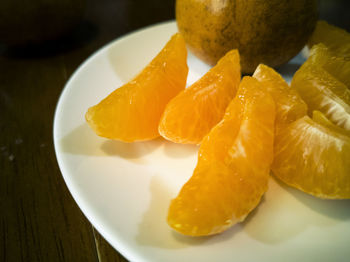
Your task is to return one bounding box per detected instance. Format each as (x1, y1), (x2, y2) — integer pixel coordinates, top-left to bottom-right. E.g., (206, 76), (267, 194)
(280, 179), (350, 221)
(136, 175), (190, 249)
(59, 123), (198, 162)
(162, 141), (199, 159)
(137, 174), (350, 249)
(59, 123), (161, 160)
(171, 222), (242, 247)
(59, 123), (104, 156)
(136, 175), (243, 249)
(244, 177), (350, 244)
(100, 138), (163, 164)
(101, 137), (163, 160)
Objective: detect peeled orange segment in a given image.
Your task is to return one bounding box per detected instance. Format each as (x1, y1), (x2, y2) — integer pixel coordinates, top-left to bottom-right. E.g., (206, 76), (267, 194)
(158, 49), (241, 144)
(255, 56), (350, 199)
(305, 43), (350, 87)
(308, 20), (350, 57)
(85, 33), (188, 142)
(253, 64), (307, 128)
(291, 45), (350, 131)
(272, 115), (350, 199)
(312, 110), (350, 137)
(167, 77), (275, 236)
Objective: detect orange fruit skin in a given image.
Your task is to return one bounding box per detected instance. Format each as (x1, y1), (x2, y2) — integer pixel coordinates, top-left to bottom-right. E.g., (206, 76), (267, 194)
(159, 49), (241, 144)
(167, 77), (275, 236)
(176, 0), (318, 74)
(85, 33), (188, 142)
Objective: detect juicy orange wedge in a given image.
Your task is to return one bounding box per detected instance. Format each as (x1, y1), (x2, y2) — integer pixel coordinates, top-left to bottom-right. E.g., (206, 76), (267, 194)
(159, 49), (241, 144)
(167, 77), (275, 236)
(291, 44), (350, 130)
(272, 115), (350, 199)
(253, 64), (350, 199)
(308, 20), (350, 57)
(86, 33), (188, 142)
(253, 64), (307, 128)
(312, 110), (350, 137)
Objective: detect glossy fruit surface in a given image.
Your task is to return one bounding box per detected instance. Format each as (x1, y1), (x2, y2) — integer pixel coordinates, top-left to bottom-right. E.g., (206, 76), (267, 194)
(272, 115), (350, 199)
(308, 20), (350, 57)
(291, 44), (350, 130)
(86, 33), (188, 142)
(167, 77), (275, 236)
(312, 110), (350, 137)
(253, 64), (307, 129)
(176, 0), (318, 73)
(159, 49), (241, 144)
(304, 43), (350, 87)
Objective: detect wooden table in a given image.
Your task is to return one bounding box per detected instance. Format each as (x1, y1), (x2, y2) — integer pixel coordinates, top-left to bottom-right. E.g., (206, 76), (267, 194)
(1, 0), (349, 261)
(0, 0), (174, 261)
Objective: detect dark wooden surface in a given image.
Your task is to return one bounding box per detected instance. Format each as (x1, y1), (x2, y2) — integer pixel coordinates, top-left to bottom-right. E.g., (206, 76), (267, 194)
(0, 0), (174, 261)
(1, 0), (349, 261)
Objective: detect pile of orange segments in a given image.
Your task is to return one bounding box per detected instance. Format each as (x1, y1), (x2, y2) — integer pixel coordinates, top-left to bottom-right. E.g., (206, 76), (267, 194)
(85, 20), (350, 237)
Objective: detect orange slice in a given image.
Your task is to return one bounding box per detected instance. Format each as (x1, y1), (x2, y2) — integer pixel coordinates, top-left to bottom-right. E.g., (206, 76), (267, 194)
(85, 33), (188, 142)
(304, 43), (350, 87)
(308, 20), (350, 57)
(291, 44), (350, 130)
(159, 49), (241, 144)
(253, 52), (350, 199)
(312, 110), (350, 137)
(253, 64), (350, 199)
(253, 64), (307, 128)
(272, 115), (350, 199)
(167, 77), (275, 236)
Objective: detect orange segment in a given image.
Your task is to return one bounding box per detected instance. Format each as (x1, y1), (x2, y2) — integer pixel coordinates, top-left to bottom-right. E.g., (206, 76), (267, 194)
(272, 115), (350, 199)
(167, 77), (275, 236)
(308, 20), (350, 57)
(253, 64), (350, 199)
(312, 110), (350, 137)
(159, 49), (241, 144)
(304, 43), (350, 87)
(85, 33), (188, 142)
(253, 64), (307, 128)
(253, 50), (350, 199)
(291, 44), (350, 130)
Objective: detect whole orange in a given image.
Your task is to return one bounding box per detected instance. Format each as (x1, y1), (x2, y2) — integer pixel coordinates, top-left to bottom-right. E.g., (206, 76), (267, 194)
(176, 0), (318, 73)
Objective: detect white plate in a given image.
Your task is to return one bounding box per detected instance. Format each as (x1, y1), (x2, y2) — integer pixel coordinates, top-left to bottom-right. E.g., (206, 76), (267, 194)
(54, 21), (350, 262)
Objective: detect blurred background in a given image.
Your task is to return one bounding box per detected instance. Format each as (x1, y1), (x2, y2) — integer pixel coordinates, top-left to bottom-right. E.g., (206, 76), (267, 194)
(0, 0), (349, 55)
(0, 0), (176, 57)
(0, 0), (349, 56)
(0, 0), (349, 261)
